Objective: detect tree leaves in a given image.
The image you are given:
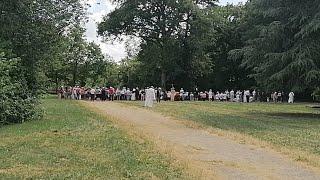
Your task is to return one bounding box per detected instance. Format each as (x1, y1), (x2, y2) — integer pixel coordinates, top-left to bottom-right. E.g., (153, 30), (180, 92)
(232, 0), (320, 92)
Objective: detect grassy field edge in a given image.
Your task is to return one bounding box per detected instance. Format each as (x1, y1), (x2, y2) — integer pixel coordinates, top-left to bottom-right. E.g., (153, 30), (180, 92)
(0, 97), (192, 179)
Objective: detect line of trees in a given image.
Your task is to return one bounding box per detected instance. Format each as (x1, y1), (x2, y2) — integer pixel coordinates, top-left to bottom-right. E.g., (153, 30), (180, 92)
(0, 1), (114, 125)
(98, 0), (320, 95)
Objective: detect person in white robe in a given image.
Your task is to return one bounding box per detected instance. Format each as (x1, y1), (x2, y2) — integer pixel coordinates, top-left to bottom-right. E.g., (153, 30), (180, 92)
(145, 87), (156, 107)
(190, 92), (194, 101)
(170, 87), (176, 101)
(288, 92), (295, 103)
(144, 87), (149, 106)
(208, 89), (213, 101)
(243, 91), (247, 103)
(236, 91), (241, 102)
(230, 90), (235, 102)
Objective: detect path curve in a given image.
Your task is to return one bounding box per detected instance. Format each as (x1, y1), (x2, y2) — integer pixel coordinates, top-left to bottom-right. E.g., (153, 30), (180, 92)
(84, 101), (320, 180)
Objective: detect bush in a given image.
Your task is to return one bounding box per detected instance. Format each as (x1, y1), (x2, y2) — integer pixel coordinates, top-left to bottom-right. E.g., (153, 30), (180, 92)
(0, 52), (42, 126)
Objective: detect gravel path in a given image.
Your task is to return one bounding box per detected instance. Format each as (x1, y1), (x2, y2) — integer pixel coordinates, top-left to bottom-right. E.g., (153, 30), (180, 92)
(85, 101), (320, 180)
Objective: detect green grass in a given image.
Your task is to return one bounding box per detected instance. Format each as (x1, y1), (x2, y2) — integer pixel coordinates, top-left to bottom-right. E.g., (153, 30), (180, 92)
(122, 101), (320, 164)
(0, 97), (186, 179)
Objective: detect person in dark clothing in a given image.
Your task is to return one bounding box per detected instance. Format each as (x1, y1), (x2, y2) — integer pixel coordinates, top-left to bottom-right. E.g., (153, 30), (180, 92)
(135, 87), (140, 101)
(163, 90), (168, 101)
(156, 88), (161, 103)
(101, 88), (106, 101)
(194, 87), (199, 101)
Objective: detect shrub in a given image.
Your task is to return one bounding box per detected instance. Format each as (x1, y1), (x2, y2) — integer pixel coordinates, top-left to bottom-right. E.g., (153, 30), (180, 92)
(0, 51), (42, 126)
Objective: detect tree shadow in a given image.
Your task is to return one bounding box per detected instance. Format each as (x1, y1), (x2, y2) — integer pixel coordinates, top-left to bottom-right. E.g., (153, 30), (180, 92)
(261, 112), (320, 119)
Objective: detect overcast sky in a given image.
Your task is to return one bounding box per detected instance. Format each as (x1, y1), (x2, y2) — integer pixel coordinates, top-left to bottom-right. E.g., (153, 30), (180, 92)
(84, 0), (247, 61)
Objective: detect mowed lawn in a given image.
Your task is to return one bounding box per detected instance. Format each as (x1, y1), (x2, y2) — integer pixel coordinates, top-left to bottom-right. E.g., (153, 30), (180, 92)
(0, 97), (187, 179)
(122, 101), (320, 167)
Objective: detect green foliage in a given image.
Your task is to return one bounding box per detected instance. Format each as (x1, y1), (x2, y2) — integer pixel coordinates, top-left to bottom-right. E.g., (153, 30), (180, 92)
(0, 1), (100, 125)
(100, 0), (319, 93)
(230, 0), (320, 92)
(201, 5), (256, 90)
(0, 0), (86, 94)
(98, 0), (218, 89)
(118, 58), (146, 88)
(99, 1), (259, 90)
(0, 51), (41, 126)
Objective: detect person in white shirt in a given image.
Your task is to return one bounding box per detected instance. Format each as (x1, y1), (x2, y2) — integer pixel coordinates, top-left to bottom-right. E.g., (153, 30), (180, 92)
(167, 91), (171, 101)
(288, 92), (295, 103)
(126, 88), (131, 101)
(252, 90), (257, 101)
(180, 88), (185, 101)
(222, 93), (227, 101)
(226, 90), (230, 101)
(121, 87), (126, 100)
(90, 88), (95, 101)
(215, 91), (220, 101)
(190, 92), (194, 101)
(243, 90), (250, 103)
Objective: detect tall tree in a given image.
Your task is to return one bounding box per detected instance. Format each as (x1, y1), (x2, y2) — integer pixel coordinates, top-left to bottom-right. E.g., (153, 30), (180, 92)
(0, 0), (85, 94)
(202, 4), (255, 90)
(0, 0), (86, 125)
(230, 0), (320, 93)
(98, 0), (217, 89)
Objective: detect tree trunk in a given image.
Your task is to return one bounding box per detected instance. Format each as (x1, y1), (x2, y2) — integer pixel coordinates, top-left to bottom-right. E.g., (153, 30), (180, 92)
(161, 70), (166, 89)
(55, 73), (59, 94)
(72, 61), (78, 86)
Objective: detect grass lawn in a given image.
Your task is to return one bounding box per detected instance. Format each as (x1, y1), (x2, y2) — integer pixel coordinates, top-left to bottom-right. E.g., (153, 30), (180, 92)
(0, 97), (187, 179)
(122, 101), (320, 167)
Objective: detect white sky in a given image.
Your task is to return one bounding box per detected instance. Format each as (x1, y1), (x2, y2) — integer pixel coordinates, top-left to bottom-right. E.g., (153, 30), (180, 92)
(84, 0), (247, 61)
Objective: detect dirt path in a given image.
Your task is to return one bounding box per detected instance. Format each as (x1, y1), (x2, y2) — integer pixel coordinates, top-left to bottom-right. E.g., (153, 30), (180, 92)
(84, 101), (320, 180)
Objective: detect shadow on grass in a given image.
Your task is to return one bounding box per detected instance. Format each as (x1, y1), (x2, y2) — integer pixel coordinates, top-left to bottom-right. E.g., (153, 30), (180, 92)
(258, 112), (320, 119)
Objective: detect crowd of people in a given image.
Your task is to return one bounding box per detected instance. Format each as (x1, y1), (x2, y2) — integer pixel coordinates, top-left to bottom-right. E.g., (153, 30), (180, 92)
(58, 86), (295, 105)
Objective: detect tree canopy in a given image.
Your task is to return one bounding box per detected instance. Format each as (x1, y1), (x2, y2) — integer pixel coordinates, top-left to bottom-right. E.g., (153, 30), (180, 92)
(99, 0), (319, 95)
(230, 0), (320, 93)
(0, 0), (113, 125)
(98, 0), (217, 89)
